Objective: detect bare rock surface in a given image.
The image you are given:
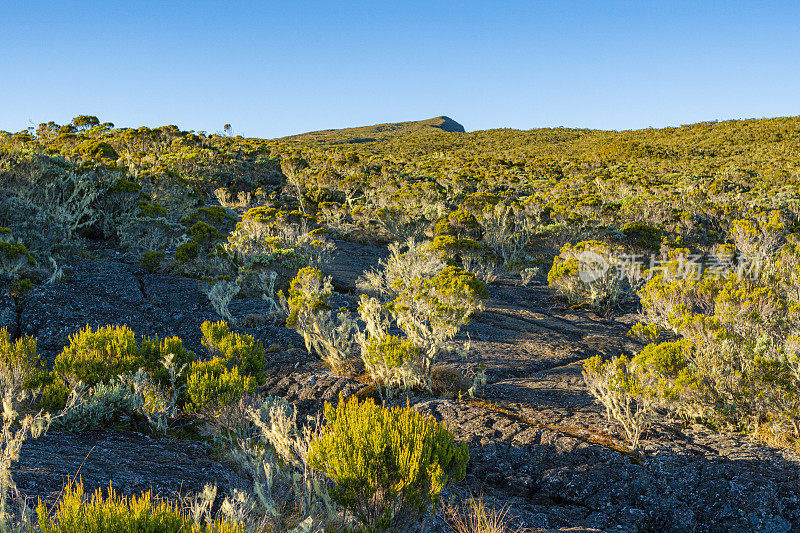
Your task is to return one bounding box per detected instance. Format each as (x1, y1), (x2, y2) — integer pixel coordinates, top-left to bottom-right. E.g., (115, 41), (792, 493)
(19, 248), (301, 362)
(11, 243), (800, 531)
(325, 238), (389, 292)
(14, 430), (247, 506)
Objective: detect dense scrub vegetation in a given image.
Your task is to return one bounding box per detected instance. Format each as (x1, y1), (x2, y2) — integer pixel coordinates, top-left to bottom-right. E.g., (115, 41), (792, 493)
(4, 113), (800, 527)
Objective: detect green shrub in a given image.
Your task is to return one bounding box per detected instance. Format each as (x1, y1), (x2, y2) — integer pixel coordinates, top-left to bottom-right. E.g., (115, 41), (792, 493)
(137, 200), (168, 219)
(200, 321), (265, 380)
(433, 210), (481, 240)
(547, 240), (632, 310)
(186, 221), (223, 244)
(54, 325), (142, 386)
(362, 334), (419, 371)
(307, 394), (468, 531)
(427, 235), (483, 262)
(77, 140), (119, 162)
(636, 264), (800, 434)
(282, 268), (357, 374)
(228, 206), (331, 269)
(53, 325), (195, 389)
(185, 358), (256, 413)
(0, 328), (68, 411)
(175, 220), (229, 271)
(621, 222), (662, 249)
(0, 241), (36, 275)
(182, 321), (267, 412)
(175, 240), (199, 264)
(9, 277), (32, 300)
(139, 250), (165, 272)
(37, 480), (244, 533)
(627, 322), (661, 343)
(139, 335), (195, 388)
(582, 354), (655, 451)
(105, 178), (141, 195)
(52, 380), (137, 432)
(633, 339), (698, 404)
(284, 266), (331, 329)
(182, 206), (237, 233)
(0, 328), (45, 389)
(35, 370), (70, 412)
(387, 265), (486, 379)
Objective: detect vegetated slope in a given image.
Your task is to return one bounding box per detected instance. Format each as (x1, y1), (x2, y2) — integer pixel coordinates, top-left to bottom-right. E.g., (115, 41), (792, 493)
(2, 114), (800, 531)
(281, 115), (465, 145)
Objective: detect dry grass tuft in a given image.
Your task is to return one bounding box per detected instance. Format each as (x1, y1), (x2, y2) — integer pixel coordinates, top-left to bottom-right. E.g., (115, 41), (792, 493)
(445, 495), (520, 533)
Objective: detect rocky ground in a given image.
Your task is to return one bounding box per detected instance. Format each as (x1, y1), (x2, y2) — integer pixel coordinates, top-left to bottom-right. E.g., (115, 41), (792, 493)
(10, 240), (800, 532)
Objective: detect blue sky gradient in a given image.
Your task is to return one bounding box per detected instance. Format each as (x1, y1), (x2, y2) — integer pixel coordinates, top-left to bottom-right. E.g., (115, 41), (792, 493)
(2, 1), (798, 137)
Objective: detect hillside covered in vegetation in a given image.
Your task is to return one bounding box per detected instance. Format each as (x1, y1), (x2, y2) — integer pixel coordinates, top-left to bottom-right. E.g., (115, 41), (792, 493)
(0, 114), (799, 531)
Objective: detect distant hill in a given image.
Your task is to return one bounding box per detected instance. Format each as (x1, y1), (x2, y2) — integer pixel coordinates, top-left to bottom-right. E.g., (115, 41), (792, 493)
(280, 116), (465, 145)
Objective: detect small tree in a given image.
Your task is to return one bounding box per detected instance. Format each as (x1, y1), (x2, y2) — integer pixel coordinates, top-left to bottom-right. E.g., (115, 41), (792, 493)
(357, 240), (486, 393)
(548, 240), (633, 311)
(388, 265), (486, 380)
(71, 115), (100, 131)
(582, 354), (656, 451)
(282, 267), (357, 374)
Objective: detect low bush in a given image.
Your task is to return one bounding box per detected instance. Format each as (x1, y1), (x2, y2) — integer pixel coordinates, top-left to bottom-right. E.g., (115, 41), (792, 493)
(387, 264), (486, 380)
(227, 206), (333, 269)
(200, 321), (265, 380)
(478, 201), (535, 266)
(184, 321), (266, 412)
(37, 480), (245, 533)
(51, 380), (137, 432)
(185, 358), (257, 413)
(356, 240), (486, 394)
(427, 235), (483, 263)
(632, 238), (800, 435)
(434, 209), (482, 240)
(204, 279), (240, 323)
(282, 267), (357, 374)
(139, 249), (165, 273)
(548, 240), (633, 311)
(582, 354), (655, 451)
(119, 216), (186, 251)
(54, 325), (195, 389)
(621, 222), (662, 250)
(307, 394), (468, 531)
(0, 234), (36, 277)
(182, 205), (237, 234)
(54, 325), (142, 386)
(0, 329), (45, 391)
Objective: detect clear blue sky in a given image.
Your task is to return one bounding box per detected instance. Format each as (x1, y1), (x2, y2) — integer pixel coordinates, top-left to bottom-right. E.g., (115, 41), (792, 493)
(2, 1), (799, 138)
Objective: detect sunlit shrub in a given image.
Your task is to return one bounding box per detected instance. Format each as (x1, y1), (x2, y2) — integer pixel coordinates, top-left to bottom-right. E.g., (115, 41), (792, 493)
(282, 268), (357, 374)
(387, 265), (486, 380)
(434, 210), (482, 240)
(54, 325), (194, 389)
(307, 394), (468, 531)
(54, 325), (142, 386)
(583, 354), (655, 451)
(37, 479), (245, 533)
(547, 240), (632, 310)
(200, 320), (265, 381)
(185, 358), (256, 413)
(227, 207), (333, 269)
